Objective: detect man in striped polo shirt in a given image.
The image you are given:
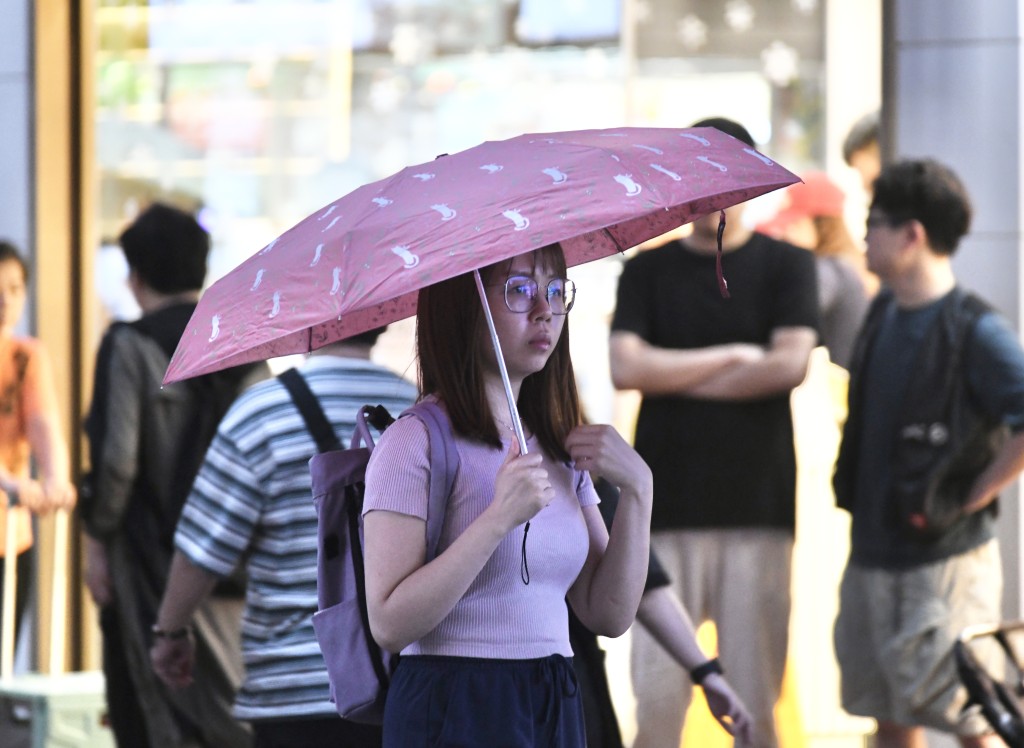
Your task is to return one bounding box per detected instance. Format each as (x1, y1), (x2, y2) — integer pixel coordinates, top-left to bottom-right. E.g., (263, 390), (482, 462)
(150, 328), (417, 748)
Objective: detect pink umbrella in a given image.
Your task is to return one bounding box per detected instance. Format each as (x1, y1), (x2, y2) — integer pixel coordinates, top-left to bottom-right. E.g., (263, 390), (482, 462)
(164, 126), (799, 386)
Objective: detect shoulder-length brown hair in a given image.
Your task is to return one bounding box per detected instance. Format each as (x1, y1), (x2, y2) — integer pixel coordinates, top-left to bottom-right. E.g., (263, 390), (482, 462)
(416, 244), (580, 461)
(812, 214), (860, 260)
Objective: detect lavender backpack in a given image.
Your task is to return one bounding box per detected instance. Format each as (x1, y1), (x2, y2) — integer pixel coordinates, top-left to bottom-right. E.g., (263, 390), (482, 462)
(295, 390), (457, 725)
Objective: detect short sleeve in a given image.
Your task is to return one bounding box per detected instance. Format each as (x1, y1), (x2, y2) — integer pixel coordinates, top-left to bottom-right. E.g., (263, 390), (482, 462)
(363, 414), (432, 519)
(575, 468), (599, 508)
(610, 256), (651, 339)
(174, 427), (261, 577)
(771, 244), (821, 333)
(967, 312), (1024, 432)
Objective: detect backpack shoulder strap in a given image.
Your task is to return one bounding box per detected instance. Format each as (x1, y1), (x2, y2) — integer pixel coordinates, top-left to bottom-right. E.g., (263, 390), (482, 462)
(279, 367), (342, 453)
(953, 288), (992, 350)
(403, 401), (459, 560)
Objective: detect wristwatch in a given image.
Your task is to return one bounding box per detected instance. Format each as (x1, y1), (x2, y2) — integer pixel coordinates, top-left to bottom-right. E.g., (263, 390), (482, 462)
(689, 657), (724, 685)
(151, 623), (192, 641)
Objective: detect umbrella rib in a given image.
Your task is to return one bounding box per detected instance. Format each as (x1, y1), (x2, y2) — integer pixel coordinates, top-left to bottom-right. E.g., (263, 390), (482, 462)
(601, 226), (627, 254)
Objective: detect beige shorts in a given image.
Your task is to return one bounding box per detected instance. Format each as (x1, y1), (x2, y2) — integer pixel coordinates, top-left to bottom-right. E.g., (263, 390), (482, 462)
(833, 539), (1004, 736)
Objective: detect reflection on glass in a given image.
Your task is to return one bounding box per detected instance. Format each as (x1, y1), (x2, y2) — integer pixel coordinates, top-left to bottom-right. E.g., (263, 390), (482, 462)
(94, 0), (824, 386)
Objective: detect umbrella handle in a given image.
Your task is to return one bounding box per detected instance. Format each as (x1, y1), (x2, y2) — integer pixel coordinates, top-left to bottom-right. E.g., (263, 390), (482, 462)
(473, 270), (529, 454)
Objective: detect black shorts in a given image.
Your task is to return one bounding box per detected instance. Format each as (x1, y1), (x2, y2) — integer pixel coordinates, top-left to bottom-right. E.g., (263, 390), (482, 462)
(384, 654), (585, 747)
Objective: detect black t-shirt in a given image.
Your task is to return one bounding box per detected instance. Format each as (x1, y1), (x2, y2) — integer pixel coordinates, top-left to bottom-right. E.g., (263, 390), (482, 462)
(611, 234), (819, 531)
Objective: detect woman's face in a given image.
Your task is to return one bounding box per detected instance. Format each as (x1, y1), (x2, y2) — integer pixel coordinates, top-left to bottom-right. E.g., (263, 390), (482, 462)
(482, 251), (571, 382)
(0, 259), (27, 338)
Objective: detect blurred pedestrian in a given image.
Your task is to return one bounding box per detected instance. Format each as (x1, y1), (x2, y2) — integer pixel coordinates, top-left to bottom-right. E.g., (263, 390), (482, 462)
(151, 328), (417, 748)
(758, 171), (875, 369)
(833, 159), (1024, 748)
(843, 111), (882, 195)
(570, 476), (753, 748)
(0, 240), (75, 647)
(610, 118), (819, 747)
(82, 203), (266, 748)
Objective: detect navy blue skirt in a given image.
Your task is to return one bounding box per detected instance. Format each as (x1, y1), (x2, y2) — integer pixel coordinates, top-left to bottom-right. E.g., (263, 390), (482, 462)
(383, 654), (586, 748)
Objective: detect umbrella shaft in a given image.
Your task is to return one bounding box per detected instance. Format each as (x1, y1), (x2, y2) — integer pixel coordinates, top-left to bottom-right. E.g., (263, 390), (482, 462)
(473, 270), (528, 454)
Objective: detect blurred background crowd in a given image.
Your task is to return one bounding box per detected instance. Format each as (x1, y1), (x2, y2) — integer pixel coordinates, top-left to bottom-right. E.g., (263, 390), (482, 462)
(2, 2), (1023, 747)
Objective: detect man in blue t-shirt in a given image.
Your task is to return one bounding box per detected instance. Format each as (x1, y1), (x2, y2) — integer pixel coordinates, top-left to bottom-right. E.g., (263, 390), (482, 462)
(833, 158), (1024, 747)
(610, 117), (819, 748)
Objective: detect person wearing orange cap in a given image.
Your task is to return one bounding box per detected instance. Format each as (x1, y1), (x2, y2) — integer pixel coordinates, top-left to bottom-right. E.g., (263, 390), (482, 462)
(759, 172), (876, 370)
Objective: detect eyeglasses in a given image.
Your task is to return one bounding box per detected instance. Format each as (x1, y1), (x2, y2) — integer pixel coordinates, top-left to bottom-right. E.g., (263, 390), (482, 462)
(500, 275), (576, 315)
(866, 212), (911, 230)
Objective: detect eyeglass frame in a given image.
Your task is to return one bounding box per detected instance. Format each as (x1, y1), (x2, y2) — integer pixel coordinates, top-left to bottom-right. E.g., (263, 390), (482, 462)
(492, 274), (577, 315)
(866, 210), (914, 230)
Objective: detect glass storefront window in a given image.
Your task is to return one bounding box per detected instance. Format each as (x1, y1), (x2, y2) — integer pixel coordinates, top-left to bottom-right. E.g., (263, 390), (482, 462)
(95, 0), (824, 280)
(93, 0), (825, 411)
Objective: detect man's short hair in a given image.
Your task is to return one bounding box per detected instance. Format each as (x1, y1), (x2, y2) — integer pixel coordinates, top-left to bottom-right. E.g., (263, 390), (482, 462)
(347, 326), (387, 347)
(690, 117), (755, 148)
(871, 159), (972, 256)
(842, 111), (880, 165)
(119, 203), (209, 294)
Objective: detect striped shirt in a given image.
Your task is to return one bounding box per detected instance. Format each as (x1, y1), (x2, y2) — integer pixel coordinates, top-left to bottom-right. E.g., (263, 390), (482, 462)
(174, 355), (417, 722)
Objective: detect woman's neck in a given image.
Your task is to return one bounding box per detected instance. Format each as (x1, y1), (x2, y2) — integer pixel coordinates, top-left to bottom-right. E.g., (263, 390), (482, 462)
(484, 375), (522, 433)
(684, 222), (753, 254)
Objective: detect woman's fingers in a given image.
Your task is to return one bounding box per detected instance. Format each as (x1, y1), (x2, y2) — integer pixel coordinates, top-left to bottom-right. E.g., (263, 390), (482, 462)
(565, 424), (652, 493)
(492, 448), (552, 527)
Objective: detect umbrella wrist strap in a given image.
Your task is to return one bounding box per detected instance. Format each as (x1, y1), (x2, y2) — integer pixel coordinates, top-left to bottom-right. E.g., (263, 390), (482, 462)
(716, 210), (730, 299)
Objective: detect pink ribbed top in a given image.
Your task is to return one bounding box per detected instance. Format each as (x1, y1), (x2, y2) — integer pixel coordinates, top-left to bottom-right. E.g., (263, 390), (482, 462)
(363, 412), (598, 659)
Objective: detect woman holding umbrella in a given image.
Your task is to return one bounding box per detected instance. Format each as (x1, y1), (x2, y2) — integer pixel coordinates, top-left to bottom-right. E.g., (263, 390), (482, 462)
(362, 243), (653, 746)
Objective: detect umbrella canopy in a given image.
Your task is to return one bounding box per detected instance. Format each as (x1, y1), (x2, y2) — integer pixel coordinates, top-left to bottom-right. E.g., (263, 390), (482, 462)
(164, 126), (799, 383)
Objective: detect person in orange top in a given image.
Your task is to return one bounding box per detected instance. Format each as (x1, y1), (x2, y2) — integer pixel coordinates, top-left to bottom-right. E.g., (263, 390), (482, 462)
(0, 240), (76, 642)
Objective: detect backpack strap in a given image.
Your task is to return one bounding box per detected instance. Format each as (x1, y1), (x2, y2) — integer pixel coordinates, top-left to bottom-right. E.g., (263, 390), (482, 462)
(404, 401), (460, 561)
(279, 367), (342, 453)
(297, 388), (457, 558)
